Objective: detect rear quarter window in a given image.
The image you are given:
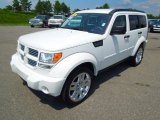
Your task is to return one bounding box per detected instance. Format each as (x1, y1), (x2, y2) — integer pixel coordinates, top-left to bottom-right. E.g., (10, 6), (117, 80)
(129, 15), (147, 30)
(138, 15), (147, 28)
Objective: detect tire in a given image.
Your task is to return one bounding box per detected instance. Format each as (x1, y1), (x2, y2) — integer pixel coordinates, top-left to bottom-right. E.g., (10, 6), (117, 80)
(48, 25), (52, 28)
(30, 25), (34, 28)
(129, 45), (144, 66)
(150, 28), (154, 33)
(41, 24), (45, 28)
(61, 67), (93, 105)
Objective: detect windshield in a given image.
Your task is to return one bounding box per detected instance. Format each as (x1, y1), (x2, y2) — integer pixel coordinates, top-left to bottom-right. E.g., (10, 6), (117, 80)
(35, 15), (45, 20)
(53, 16), (63, 19)
(61, 13), (111, 34)
(149, 20), (157, 25)
(156, 20), (160, 24)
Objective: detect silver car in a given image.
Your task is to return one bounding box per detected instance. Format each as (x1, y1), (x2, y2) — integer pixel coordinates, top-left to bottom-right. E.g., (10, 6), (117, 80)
(29, 15), (50, 28)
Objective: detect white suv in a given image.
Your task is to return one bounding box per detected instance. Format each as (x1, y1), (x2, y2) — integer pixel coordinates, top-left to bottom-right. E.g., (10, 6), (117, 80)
(48, 15), (66, 28)
(10, 9), (148, 105)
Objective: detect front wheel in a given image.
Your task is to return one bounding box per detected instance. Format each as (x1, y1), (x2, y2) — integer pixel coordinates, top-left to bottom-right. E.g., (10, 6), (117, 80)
(30, 25), (34, 28)
(48, 25), (52, 28)
(62, 67), (93, 105)
(150, 28), (154, 33)
(41, 23), (45, 28)
(129, 45), (144, 66)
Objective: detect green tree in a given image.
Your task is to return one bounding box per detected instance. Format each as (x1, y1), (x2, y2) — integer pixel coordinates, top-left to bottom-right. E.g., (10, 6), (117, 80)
(61, 2), (70, 15)
(12, 0), (21, 11)
(96, 3), (110, 9)
(147, 14), (154, 19)
(35, 0), (52, 14)
(54, 0), (61, 14)
(102, 3), (109, 9)
(5, 5), (13, 10)
(35, 0), (42, 13)
(73, 8), (80, 13)
(42, 0), (52, 14)
(19, 0), (32, 11)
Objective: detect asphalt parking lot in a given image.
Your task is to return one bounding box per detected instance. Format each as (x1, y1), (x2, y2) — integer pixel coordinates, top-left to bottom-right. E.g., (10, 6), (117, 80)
(0, 26), (160, 120)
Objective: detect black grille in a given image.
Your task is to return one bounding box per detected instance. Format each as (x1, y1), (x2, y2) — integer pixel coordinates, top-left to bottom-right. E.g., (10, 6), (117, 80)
(28, 59), (37, 67)
(28, 48), (38, 57)
(20, 54), (24, 60)
(20, 44), (25, 51)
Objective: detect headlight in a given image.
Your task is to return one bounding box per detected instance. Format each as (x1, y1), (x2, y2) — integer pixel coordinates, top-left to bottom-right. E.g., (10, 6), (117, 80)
(153, 25), (156, 28)
(39, 21), (43, 24)
(39, 52), (62, 64)
(29, 20), (32, 24)
(39, 53), (54, 64)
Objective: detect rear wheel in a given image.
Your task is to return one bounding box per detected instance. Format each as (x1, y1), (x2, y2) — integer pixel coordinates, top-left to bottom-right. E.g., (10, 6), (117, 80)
(30, 25), (34, 28)
(130, 45), (144, 66)
(62, 67), (93, 105)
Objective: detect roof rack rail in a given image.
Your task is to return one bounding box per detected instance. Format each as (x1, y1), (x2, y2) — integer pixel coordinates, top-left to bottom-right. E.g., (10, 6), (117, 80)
(109, 9), (145, 14)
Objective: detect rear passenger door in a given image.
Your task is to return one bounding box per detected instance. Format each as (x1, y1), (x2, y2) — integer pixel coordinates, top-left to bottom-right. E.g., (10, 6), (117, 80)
(127, 15), (147, 55)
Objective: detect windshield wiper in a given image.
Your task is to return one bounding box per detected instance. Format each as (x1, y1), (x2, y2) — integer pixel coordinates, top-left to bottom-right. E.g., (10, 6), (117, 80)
(70, 28), (84, 31)
(60, 27), (85, 32)
(60, 27), (67, 29)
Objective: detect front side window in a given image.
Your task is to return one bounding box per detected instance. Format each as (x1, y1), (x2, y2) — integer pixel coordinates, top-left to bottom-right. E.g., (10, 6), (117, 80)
(61, 13), (111, 34)
(111, 15), (126, 34)
(156, 20), (160, 25)
(149, 20), (156, 25)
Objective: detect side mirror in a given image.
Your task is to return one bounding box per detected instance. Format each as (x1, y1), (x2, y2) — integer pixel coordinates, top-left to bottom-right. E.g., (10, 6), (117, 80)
(110, 26), (126, 35)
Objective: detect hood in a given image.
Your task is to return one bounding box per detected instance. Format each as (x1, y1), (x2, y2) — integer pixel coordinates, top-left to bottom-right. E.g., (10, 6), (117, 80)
(19, 28), (104, 51)
(31, 18), (42, 22)
(156, 22), (160, 26)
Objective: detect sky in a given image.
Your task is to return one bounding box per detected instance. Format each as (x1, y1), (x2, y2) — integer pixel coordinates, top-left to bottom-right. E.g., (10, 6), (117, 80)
(0, 0), (160, 15)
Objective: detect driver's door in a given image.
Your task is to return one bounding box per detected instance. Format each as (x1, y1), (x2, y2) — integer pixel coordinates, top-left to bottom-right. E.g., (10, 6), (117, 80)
(101, 15), (130, 69)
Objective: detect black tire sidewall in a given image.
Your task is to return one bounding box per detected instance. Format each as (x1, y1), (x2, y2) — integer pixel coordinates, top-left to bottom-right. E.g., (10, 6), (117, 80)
(133, 45), (144, 66)
(62, 67), (93, 105)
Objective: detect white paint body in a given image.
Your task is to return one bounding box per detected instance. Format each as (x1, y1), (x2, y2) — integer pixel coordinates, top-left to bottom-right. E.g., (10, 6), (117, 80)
(10, 9), (148, 96)
(48, 15), (65, 26)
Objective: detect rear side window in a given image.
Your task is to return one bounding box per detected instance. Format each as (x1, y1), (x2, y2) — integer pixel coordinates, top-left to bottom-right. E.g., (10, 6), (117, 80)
(138, 15), (147, 28)
(129, 15), (147, 30)
(129, 15), (139, 30)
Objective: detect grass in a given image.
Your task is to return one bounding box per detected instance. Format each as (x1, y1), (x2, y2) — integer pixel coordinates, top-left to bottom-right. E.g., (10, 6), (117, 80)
(0, 10), (36, 26)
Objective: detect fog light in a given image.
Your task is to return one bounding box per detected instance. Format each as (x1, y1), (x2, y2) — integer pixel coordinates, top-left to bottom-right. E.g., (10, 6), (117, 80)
(38, 63), (52, 69)
(41, 86), (49, 94)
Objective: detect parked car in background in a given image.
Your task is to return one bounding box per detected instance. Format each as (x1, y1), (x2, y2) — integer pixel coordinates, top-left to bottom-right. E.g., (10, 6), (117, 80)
(11, 9), (148, 105)
(148, 19), (160, 32)
(29, 15), (50, 28)
(48, 15), (66, 28)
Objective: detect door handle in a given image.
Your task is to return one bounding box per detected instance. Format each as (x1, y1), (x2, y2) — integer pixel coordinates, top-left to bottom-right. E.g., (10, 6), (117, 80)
(124, 35), (130, 39)
(138, 32), (142, 34)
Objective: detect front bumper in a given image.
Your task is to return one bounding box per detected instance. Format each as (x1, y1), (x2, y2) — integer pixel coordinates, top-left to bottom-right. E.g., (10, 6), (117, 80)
(10, 54), (65, 96)
(48, 22), (61, 26)
(153, 27), (160, 31)
(29, 22), (43, 26)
